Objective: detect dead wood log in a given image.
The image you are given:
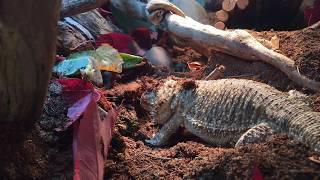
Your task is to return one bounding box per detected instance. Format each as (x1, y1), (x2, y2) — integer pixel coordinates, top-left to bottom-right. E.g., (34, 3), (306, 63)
(0, 0), (59, 176)
(216, 10), (229, 22)
(236, 0), (249, 10)
(57, 9), (121, 53)
(114, 0), (320, 91)
(158, 14), (320, 91)
(0, 1), (59, 124)
(222, 0), (237, 12)
(71, 9), (121, 37)
(214, 21), (226, 29)
(61, 0), (109, 17)
(307, 20), (320, 29)
(57, 20), (93, 52)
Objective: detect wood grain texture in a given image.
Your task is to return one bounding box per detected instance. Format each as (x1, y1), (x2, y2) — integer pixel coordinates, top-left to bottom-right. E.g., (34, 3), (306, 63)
(222, 0), (237, 11)
(215, 10), (229, 22)
(61, 0), (109, 17)
(0, 0), (60, 125)
(0, 0), (60, 177)
(71, 9), (120, 37)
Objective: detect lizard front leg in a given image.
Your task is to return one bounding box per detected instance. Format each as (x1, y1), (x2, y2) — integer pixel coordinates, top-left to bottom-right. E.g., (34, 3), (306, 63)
(145, 112), (184, 146)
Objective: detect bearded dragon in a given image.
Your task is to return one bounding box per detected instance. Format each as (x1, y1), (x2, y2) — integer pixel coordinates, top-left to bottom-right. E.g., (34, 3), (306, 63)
(141, 78), (320, 152)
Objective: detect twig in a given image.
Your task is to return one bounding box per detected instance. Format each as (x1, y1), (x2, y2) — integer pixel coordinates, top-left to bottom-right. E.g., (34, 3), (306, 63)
(204, 65), (226, 80)
(307, 20), (320, 30)
(225, 74), (256, 78)
(309, 156), (320, 164)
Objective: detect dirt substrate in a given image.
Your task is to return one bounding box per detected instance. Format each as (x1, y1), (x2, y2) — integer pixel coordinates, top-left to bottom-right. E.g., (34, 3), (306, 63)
(101, 25), (320, 179)
(103, 83), (320, 179)
(2, 26), (320, 179)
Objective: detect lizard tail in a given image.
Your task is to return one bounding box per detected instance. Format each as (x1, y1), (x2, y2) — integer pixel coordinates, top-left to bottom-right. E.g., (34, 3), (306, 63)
(288, 111), (320, 152)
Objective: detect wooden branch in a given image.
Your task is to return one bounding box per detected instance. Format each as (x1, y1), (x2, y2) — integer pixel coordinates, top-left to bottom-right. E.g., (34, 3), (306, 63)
(0, 1), (59, 123)
(112, 0), (320, 91)
(204, 65), (226, 80)
(160, 14), (320, 91)
(222, 0), (237, 12)
(214, 21), (226, 29)
(0, 1), (59, 177)
(236, 0), (249, 10)
(61, 0), (109, 17)
(71, 10), (120, 37)
(216, 10), (229, 22)
(306, 20), (320, 30)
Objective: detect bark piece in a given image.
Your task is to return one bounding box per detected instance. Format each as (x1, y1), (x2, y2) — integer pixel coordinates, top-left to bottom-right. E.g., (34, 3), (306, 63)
(216, 10), (229, 22)
(57, 10), (121, 52)
(71, 10), (121, 37)
(57, 21), (93, 52)
(0, 0), (59, 176)
(236, 0), (249, 10)
(0, 0), (59, 123)
(214, 21), (226, 29)
(61, 0), (109, 17)
(222, 0), (237, 12)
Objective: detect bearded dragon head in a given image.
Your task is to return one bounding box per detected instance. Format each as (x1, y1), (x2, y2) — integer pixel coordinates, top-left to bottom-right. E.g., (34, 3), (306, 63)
(140, 79), (181, 124)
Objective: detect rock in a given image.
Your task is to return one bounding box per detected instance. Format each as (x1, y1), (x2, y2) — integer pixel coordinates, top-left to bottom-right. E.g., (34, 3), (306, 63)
(143, 46), (173, 69)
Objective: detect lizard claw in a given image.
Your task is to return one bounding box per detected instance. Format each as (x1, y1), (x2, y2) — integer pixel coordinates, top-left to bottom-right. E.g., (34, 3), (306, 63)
(145, 137), (165, 147)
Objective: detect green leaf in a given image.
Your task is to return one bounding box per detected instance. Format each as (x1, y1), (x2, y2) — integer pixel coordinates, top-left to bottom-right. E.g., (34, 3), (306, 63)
(120, 53), (143, 69)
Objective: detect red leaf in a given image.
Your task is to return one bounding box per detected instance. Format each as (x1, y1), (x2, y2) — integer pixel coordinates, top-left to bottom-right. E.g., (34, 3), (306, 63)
(72, 92), (119, 180)
(131, 28), (153, 50)
(57, 78), (99, 105)
(55, 78), (119, 179)
(96, 33), (135, 54)
(251, 165), (264, 180)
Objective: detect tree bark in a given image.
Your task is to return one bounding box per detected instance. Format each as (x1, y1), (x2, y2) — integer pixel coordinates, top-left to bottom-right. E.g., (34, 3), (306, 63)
(61, 0), (109, 17)
(0, 1), (59, 125)
(0, 0), (59, 177)
(222, 0), (237, 11)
